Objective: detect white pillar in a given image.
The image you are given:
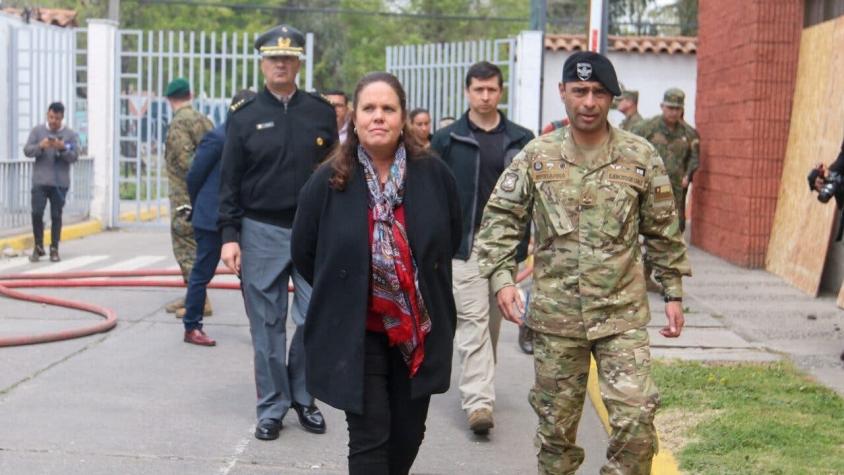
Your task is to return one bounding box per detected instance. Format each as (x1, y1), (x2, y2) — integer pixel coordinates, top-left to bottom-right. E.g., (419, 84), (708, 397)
(514, 30), (543, 136)
(87, 19), (118, 228)
(0, 17), (12, 159)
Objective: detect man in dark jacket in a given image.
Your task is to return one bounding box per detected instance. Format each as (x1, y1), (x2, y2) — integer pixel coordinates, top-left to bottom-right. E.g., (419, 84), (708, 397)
(180, 89), (257, 347)
(219, 25), (337, 441)
(430, 61), (534, 435)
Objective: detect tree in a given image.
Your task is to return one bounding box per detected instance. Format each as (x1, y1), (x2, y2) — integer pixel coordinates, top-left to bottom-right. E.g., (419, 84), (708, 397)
(608, 0), (656, 35)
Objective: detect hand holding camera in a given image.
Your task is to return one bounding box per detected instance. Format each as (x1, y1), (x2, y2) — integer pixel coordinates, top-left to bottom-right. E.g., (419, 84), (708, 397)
(809, 163), (844, 203)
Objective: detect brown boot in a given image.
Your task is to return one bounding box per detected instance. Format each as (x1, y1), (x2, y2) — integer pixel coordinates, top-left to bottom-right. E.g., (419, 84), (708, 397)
(175, 298), (213, 318)
(468, 408), (494, 435)
(164, 296), (185, 313)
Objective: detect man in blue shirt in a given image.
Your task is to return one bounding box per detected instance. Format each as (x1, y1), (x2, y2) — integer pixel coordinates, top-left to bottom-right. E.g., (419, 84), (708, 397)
(182, 89), (257, 346)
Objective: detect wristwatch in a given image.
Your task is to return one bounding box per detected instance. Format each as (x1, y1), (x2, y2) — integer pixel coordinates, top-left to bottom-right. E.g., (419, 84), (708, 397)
(663, 296), (682, 303)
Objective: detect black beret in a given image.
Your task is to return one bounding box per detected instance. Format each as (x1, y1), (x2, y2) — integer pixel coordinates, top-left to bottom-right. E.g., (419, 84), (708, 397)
(562, 51), (622, 96)
(254, 24), (305, 58)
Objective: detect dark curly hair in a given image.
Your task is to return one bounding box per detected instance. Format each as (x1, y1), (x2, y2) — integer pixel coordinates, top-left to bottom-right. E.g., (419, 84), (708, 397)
(327, 72), (425, 190)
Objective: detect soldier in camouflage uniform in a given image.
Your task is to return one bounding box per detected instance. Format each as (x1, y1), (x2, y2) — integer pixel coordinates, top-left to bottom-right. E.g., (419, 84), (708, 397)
(631, 88), (699, 290)
(164, 78), (214, 313)
(630, 88), (699, 231)
(476, 52), (691, 475)
(617, 90), (643, 132)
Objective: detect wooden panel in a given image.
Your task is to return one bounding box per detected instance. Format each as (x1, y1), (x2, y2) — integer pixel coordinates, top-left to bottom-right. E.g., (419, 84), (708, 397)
(766, 17), (844, 296)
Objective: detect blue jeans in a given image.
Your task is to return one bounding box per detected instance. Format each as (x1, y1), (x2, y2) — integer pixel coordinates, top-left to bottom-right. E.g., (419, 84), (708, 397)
(183, 227), (222, 331)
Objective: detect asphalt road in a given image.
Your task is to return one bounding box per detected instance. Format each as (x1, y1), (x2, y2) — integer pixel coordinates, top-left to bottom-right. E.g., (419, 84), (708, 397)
(0, 228), (609, 475)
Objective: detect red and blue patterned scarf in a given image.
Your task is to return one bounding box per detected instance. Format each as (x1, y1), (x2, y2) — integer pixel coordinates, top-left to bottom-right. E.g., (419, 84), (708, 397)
(358, 144), (431, 376)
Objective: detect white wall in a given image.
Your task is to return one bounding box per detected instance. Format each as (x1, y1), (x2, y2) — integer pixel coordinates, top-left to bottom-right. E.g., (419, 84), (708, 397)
(542, 50), (697, 129)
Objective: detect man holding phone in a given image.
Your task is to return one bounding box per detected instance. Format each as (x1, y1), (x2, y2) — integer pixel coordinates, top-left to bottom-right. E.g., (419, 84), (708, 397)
(23, 102), (80, 262)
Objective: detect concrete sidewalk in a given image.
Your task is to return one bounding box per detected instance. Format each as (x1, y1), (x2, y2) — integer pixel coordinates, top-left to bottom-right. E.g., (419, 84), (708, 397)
(647, 247), (844, 396)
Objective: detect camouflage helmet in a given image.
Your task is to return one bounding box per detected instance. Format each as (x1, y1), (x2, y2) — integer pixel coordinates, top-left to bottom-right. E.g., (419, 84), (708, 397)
(661, 88), (685, 108)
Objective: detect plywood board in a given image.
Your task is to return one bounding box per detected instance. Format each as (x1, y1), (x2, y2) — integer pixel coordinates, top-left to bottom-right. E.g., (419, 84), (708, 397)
(766, 18), (844, 296)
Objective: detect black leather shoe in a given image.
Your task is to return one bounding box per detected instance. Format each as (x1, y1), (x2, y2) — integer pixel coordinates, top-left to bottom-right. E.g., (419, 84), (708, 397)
(254, 419), (282, 440)
(29, 244), (45, 262)
(49, 246), (60, 262)
(292, 402), (326, 434)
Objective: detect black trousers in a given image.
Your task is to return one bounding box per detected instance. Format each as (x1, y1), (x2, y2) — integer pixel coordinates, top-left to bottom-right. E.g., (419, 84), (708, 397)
(345, 332), (431, 475)
(31, 185), (67, 248)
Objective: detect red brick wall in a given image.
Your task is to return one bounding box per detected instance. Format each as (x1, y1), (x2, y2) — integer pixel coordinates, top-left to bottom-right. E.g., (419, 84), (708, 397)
(692, 0), (803, 267)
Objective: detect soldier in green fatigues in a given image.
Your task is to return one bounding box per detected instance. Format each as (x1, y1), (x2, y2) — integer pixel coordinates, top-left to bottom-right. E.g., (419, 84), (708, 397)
(476, 52), (691, 475)
(163, 78), (214, 314)
(631, 88), (699, 231)
(617, 90), (643, 132)
(631, 88), (699, 291)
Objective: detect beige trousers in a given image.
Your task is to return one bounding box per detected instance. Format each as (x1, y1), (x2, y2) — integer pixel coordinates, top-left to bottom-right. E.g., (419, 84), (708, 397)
(452, 250), (503, 413)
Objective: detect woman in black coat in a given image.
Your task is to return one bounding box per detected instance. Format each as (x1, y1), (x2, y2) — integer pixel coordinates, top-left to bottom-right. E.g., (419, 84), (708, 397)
(291, 72), (462, 475)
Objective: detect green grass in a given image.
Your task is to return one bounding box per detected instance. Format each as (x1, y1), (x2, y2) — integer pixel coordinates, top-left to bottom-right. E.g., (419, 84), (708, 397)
(653, 360), (844, 475)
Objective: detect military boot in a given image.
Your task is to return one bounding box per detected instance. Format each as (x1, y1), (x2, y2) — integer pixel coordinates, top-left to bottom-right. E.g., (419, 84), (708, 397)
(174, 297), (213, 318)
(165, 296), (186, 313)
(468, 408), (494, 435)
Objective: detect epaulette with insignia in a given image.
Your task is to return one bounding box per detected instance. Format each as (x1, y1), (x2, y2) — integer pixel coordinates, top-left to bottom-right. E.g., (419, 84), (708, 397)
(229, 95), (256, 114)
(308, 91), (334, 109)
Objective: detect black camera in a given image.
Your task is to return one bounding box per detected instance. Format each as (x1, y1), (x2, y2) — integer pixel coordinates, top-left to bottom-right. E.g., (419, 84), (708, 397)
(818, 172), (844, 203)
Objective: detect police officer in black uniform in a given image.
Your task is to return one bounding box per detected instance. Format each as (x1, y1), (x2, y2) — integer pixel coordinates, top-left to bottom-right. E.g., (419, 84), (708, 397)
(219, 24), (337, 441)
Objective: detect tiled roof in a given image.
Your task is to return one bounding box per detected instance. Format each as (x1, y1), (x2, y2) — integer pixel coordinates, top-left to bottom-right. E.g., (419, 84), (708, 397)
(2, 8), (78, 27)
(545, 34), (697, 55)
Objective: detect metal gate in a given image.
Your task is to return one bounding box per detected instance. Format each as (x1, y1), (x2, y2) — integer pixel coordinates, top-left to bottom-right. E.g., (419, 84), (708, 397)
(0, 12), (90, 230)
(4, 14), (78, 161)
(115, 29), (314, 225)
(386, 38), (517, 130)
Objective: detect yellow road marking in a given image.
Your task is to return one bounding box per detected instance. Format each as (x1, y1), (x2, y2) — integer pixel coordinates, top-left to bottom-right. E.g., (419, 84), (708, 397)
(588, 357), (681, 474)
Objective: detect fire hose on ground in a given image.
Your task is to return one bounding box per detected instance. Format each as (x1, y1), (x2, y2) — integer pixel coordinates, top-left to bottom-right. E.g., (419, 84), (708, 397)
(0, 262), (534, 348)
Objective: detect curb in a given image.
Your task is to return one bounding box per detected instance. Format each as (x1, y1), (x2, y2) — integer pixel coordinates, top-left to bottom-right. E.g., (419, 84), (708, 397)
(0, 207), (168, 253)
(587, 357), (681, 475)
